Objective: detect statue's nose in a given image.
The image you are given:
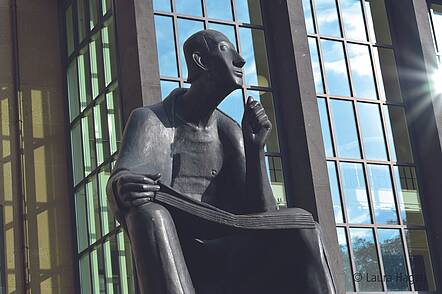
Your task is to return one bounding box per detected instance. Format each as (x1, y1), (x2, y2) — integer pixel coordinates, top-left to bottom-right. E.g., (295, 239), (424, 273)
(233, 54), (246, 68)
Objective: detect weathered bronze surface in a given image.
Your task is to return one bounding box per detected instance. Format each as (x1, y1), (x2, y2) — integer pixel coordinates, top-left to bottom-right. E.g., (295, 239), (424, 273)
(107, 29), (337, 294)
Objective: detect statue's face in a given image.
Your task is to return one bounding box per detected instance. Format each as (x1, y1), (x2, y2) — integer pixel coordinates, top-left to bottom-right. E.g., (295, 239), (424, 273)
(207, 37), (245, 90)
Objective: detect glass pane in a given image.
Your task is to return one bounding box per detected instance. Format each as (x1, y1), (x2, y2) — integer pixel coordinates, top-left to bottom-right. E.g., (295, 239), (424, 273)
(432, 5), (442, 51)
(265, 156), (286, 208)
(67, 61), (80, 121)
(103, 238), (120, 293)
(175, 0), (202, 16)
(405, 229), (436, 291)
(347, 44), (377, 99)
(106, 89), (122, 155)
(247, 90), (280, 153)
(177, 18), (204, 80)
(94, 97), (110, 166)
(86, 177), (101, 245)
(75, 187), (88, 252)
(155, 16), (178, 78)
(321, 40), (351, 96)
(89, 33), (103, 100)
(71, 122), (84, 185)
(330, 99), (361, 158)
(317, 98), (333, 157)
(327, 161), (344, 223)
(77, 51), (90, 111)
(153, 0), (171, 12)
(336, 228), (354, 291)
(66, 5), (75, 56)
(117, 231), (130, 293)
(341, 0), (367, 41)
(77, 0), (87, 42)
(383, 105), (413, 163)
(340, 162), (371, 224)
(89, 0), (99, 30)
(350, 228), (382, 291)
(206, 0), (233, 20)
(373, 48), (402, 102)
(160, 80), (179, 100)
(239, 28), (271, 88)
(102, 0), (111, 15)
(235, 0), (262, 25)
(357, 103), (387, 160)
(315, 0), (341, 37)
(367, 164), (398, 224)
(302, 0), (315, 34)
(378, 229), (409, 291)
(79, 254), (92, 294)
(98, 168), (113, 235)
(208, 23), (237, 49)
(365, 0), (391, 45)
(102, 21), (118, 86)
(82, 112), (97, 176)
(393, 166), (424, 225)
(308, 38), (324, 94)
(90, 246), (106, 294)
(217, 89), (243, 124)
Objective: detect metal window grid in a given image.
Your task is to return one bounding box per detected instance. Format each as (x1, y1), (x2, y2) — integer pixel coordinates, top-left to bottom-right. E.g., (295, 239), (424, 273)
(305, 0), (435, 292)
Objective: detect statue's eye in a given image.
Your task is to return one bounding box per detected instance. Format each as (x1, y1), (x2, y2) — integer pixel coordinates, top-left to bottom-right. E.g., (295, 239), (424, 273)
(220, 44), (228, 51)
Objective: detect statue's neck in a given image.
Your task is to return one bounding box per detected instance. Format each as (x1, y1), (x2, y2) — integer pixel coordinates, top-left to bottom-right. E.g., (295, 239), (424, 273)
(175, 79), (233, 128)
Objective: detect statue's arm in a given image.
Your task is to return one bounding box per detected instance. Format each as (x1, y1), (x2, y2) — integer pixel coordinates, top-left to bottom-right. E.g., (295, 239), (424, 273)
(241, 97), (277, 212)
(106, 108), (160, 224)
(219, 109), (276, 213)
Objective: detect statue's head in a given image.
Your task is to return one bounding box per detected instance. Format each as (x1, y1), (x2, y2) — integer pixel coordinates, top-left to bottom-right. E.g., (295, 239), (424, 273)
(184, 30), (245, 90)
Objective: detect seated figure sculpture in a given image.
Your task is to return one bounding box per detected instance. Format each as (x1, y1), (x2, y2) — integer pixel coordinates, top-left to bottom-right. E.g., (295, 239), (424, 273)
(107, 29), (337, 294)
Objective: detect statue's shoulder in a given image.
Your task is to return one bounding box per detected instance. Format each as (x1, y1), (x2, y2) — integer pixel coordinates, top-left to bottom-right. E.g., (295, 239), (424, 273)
(127, 101), (170, 128)
(215, 109), (243, 147)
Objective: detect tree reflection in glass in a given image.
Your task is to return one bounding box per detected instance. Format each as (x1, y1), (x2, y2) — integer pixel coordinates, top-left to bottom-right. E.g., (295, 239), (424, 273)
(350, 228), (382, 291)
(378, 229), (409, 291)
(336, 228), (354, 291)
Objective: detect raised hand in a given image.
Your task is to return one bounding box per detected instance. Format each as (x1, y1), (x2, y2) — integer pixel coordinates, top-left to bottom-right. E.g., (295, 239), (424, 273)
(242, 96), (272, 149)
(115, 171), (161, 208)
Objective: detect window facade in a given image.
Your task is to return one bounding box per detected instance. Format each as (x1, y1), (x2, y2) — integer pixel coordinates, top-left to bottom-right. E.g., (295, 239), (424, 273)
(152, 0), (287, 207)
(303, 0), (436, 291)
(64, 1), (135, 293)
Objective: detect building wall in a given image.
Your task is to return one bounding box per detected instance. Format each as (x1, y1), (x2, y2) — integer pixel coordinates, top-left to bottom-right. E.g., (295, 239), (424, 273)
(0, 0), (76, 293)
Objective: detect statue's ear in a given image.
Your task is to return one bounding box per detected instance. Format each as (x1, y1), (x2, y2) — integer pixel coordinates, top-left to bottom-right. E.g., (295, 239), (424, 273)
(192, 52), (207, 72)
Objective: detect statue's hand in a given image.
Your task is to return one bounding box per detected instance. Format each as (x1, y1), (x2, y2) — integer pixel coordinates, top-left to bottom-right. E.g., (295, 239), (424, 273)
(242, 96), (272, 149)
(115, 171), (161, 209)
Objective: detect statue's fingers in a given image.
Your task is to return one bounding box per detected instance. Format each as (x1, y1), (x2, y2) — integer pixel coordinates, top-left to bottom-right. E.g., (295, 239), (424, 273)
(252, 106), (265, 118)
(120, 183), (160, 193)
(143, 172), (161, 181)
(128, 191), (155, 200)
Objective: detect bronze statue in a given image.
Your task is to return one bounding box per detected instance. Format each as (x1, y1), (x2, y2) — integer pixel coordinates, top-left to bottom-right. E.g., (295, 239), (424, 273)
(107, 29), (337, 293)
